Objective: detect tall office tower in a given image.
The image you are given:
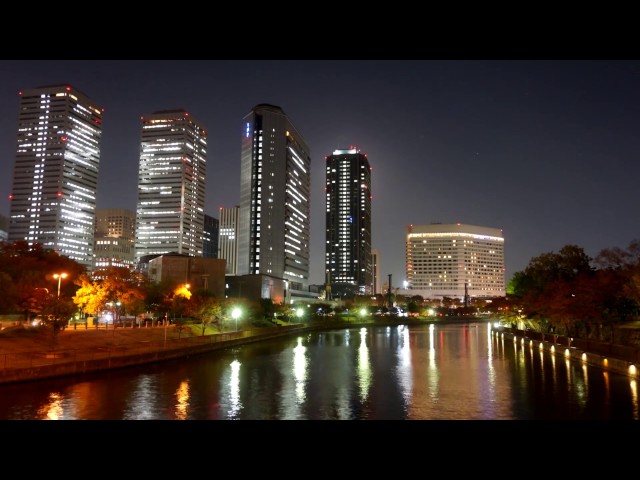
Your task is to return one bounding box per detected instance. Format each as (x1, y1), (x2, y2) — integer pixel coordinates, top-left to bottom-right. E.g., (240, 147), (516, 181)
(93, 208), (136, 270)
(203, 214), (219, 258)
(8, 85), (103, 269)
(135, 110), (207, 261)
(238, 104), (311, 292)
(0, 214), (8, 241)
(325, 148), (373, 296)
(406, 223), (505, 299)
(371, 248), (381, 295)
(218, 205), (239, 275)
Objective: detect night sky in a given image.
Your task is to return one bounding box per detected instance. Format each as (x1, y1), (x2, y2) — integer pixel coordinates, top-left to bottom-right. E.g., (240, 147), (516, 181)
(1, 60), (639, 287)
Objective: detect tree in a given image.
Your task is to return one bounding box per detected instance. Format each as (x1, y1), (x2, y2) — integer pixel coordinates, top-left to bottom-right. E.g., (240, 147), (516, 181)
(0, 241), (85, 320)
(39, 296), (77, 350)
(188, 295), (223, 335)
(73, 267), (144, 326)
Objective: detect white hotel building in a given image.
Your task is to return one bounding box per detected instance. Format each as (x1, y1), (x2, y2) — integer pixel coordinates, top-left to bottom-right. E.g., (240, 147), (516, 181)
(404, 223), (505, 299)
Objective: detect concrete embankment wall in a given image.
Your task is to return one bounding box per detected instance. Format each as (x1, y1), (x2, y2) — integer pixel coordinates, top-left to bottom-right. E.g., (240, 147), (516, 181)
(494, 329), (639, 379)
(0, 326), (310, 385)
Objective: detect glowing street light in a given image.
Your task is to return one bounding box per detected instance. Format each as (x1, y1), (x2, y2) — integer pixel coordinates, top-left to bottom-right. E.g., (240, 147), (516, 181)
(359, 308), (367, 317)
(232, 307), (241, 331)
(53, 273), (68, 298)
(296, 307), (304, 323)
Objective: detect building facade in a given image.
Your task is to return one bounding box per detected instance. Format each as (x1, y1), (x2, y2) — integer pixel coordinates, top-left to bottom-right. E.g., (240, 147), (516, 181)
(238, 104), (311, 294)
(0, 214), (8, 241)
(93, 208), (136, 270)
(135, 110), (207, 261)
(405, 223), (505, 299)
(147, 253), (225, 299)
(325, 148), (373, 296)
(203, 214), (219, 258)
(8, 85), (103, 269)
(371, 248), (381, 295)
(218, 206), (239, 275)
(224, 274), (286, 304)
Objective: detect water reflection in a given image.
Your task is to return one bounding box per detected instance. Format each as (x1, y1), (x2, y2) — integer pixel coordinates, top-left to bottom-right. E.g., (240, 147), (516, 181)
(396, 326), (412, 407)
(37, 392), (64, 420)
(123, 375), (158, 420)
(293, 337), (307, 403)
(0, 323), (638, 420)
(630, 379), (638, 420)
(175, 380), (190, 420)
(357, 328), (371, 402)
(226, 360), (242, 419)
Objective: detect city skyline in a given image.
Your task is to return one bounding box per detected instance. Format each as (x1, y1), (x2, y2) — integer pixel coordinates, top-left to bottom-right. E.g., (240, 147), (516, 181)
(1, 61), (639, 286)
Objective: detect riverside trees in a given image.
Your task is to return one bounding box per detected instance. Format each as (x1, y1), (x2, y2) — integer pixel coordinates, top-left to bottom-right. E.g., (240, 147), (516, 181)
(505, 242), (640, 343)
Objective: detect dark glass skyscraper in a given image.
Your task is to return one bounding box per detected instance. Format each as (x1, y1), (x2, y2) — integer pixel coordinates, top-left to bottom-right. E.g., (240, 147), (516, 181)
(8, 85), (103, 269)
(238, 104), (311, 293)
(203, 214), (219, 258)
(325, 148), (372, 296)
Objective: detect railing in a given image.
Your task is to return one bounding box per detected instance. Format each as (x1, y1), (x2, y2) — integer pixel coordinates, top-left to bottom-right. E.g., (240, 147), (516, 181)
(501, 327), (640, 363)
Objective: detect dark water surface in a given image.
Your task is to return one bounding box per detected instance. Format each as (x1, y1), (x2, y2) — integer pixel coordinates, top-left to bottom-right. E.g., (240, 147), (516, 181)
(0, 323), (637, 419)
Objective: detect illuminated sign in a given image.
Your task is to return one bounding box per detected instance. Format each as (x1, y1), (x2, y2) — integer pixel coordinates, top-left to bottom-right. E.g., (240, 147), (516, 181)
(245, 122), (250, 138)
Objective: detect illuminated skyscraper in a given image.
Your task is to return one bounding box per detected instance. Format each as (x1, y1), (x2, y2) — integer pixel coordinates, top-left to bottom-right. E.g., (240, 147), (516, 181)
(238, 104), (311, 293)
(325, 148), (372, 296)
(135, 110), (207, 261)
(93, 208), (136, 270)
(218, 206), (239, 275)
(405, 223), (505, 299)
(8, 85), (103, 269)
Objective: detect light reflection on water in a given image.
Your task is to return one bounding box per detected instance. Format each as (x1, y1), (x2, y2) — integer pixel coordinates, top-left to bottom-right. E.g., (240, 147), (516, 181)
(357, 328), (371, 402)
(37, 392), (64, 420)
(174, 380), (190, 420)
(0, 323), (638, 420)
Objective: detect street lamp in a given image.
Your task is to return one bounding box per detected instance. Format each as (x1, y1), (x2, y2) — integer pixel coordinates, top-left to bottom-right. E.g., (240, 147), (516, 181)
(53, 273), (68, 298)
(232, 307), (241, 332)
(296, 307), (304, 323)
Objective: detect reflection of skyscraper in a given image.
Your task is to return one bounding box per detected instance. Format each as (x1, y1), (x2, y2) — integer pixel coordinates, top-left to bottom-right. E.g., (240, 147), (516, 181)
(8, 85), (103, 269)
(405, 223), (505, 299)
(135, 110), (207, 261)
(94, 208), (136, 269)
(325, 148), (372, 296)
(238, 104), (311, 292)
(218, 206), (239, 275)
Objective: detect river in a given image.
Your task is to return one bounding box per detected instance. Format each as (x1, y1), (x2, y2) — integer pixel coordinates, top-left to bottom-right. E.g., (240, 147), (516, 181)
(0, 322), (637, 419)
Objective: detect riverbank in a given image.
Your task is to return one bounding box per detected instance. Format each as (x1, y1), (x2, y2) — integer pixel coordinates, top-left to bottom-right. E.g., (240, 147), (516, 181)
(0, 317), (488, 385)
(493, 327), (640, 379)
(8, 316), (637, 386)
(0, 323), (310, 385)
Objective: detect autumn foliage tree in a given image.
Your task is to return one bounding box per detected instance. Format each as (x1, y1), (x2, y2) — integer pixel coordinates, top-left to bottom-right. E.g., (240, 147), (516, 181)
(73, 267), (145, 325)
(507, 242), (640, 342)
(0, 240), (85, 319)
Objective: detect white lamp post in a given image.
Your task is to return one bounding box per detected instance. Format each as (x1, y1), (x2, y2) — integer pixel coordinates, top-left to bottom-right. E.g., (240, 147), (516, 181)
(232, 307), (241, 332)
(53, 272), (68, 298)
